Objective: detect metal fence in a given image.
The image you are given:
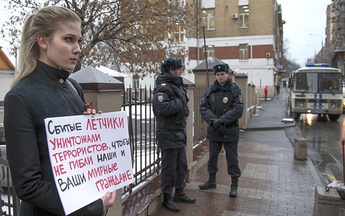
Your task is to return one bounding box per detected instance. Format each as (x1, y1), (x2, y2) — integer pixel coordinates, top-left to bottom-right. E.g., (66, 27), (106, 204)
(0, 157), (20, 216)
(193, 85), (208, 145)
(121, 87), (161, 196)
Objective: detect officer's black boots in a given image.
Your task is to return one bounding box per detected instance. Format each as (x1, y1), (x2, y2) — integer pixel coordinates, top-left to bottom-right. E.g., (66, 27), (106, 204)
(229, 177), (238, 197)
(173, 190), (196, 203)
(163, 193), (180, 212)
(199, 173), (216, 190)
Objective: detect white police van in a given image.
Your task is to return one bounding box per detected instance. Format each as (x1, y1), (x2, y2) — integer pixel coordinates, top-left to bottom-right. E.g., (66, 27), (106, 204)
(287, 63), (343, 121)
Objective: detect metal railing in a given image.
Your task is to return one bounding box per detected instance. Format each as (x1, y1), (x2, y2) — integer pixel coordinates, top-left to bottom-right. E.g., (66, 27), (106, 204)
(121, 87), (161, 195)
(0, 157), (20, 216)
(193, 85), (208, 145)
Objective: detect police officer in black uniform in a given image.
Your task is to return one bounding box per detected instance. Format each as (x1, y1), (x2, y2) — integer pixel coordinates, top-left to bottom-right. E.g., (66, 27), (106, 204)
(152, 57), (196, 212)
(199, 63), (244, 197)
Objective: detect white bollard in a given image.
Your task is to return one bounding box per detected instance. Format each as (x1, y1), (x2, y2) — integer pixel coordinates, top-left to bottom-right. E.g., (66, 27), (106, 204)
(294, 138), (307, 160)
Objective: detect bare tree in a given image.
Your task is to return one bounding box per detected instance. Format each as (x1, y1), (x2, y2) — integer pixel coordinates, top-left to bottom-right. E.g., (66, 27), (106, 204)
(1, 0), (196, 76)
(280, 38), (301, 77)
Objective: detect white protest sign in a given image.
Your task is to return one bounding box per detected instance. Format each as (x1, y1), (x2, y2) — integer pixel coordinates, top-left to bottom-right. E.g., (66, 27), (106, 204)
(44, 111), (134, 215)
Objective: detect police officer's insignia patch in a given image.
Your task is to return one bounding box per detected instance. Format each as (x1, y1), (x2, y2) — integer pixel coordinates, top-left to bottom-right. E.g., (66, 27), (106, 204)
(239, 95), (244, 103)
(223, 97), (228, 104)
(158, 93), (164, 102)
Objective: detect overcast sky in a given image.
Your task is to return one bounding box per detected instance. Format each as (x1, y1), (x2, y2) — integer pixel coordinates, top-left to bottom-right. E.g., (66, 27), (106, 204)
(279, 0), (331, 66)
(0, 0), (332, 67)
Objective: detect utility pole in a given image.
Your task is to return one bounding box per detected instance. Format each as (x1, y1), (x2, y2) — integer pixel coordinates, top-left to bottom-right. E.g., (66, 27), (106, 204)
(307, 44), (317, 62)
(203, 26), (209, 86)
(309, 34), (324, 63)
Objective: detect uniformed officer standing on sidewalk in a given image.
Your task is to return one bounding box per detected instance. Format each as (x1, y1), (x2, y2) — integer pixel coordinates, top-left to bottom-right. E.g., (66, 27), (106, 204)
(199, 63), (244, 197)
(152, 57), (196, 212)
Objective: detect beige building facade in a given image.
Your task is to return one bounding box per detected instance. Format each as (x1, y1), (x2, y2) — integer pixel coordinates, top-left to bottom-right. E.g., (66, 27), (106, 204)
(183, 0), (284, 91)
(326, 0), (345, 76)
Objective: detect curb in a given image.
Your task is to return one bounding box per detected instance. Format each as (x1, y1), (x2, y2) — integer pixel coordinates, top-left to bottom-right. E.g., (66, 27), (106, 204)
(244, 122), (296, 131)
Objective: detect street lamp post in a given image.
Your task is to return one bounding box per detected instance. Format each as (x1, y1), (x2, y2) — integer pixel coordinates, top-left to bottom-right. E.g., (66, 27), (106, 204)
(309, 34), (324, 63)
(307, 44), (316, 62)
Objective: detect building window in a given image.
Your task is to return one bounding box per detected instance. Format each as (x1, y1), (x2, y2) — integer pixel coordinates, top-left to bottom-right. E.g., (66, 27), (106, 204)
(203, 45), (215, 58)
(239, 43), (248, 60)
(239, 5), (249, 28)
(133, 78), (139, 90)
(202, 8), (215, 30)
(340, 2), (345, 12)
(171, 24), (185, 43)
(202, 0), (215, 8)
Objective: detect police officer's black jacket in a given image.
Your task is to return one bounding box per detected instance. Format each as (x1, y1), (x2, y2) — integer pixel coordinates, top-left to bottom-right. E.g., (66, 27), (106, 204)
(200, 77), (244, 142)
(152, 72), (189, 150)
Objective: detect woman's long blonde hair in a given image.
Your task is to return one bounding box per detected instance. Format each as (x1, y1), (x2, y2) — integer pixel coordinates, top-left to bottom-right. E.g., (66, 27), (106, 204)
(12, 6), (81, 88)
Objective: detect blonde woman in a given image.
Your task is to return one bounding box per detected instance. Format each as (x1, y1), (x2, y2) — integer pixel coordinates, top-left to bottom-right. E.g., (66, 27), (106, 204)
(4, 6), (115, 216)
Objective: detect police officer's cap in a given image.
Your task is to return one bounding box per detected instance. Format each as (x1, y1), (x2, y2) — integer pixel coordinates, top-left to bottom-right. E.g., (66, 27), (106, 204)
(213, 63), (229, 74)
(162, 57), (183, 71)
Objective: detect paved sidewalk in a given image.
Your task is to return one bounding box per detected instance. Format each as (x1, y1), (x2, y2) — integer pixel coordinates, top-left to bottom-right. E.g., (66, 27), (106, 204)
(150, 90), (323, 216)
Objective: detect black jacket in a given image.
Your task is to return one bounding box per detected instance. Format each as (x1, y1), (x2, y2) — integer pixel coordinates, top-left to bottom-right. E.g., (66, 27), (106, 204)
(152, 72), (189, 150)
(4, 60), (103, 216)
(200, 77), (244, 142)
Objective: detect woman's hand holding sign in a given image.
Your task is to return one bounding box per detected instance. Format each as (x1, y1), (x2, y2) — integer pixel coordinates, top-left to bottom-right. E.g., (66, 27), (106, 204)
(102, 190), (116, 214)
(83, 102), (102, 115)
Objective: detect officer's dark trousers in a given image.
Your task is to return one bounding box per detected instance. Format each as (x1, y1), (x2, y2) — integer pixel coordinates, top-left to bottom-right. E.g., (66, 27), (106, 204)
(161, 147), (187, 194)
(208, 140), (241, 177)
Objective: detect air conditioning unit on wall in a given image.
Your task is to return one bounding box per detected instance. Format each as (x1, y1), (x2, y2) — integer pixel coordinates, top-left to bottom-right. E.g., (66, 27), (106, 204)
(266, 53), (271, 58)
(231, 13), (238, 19)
